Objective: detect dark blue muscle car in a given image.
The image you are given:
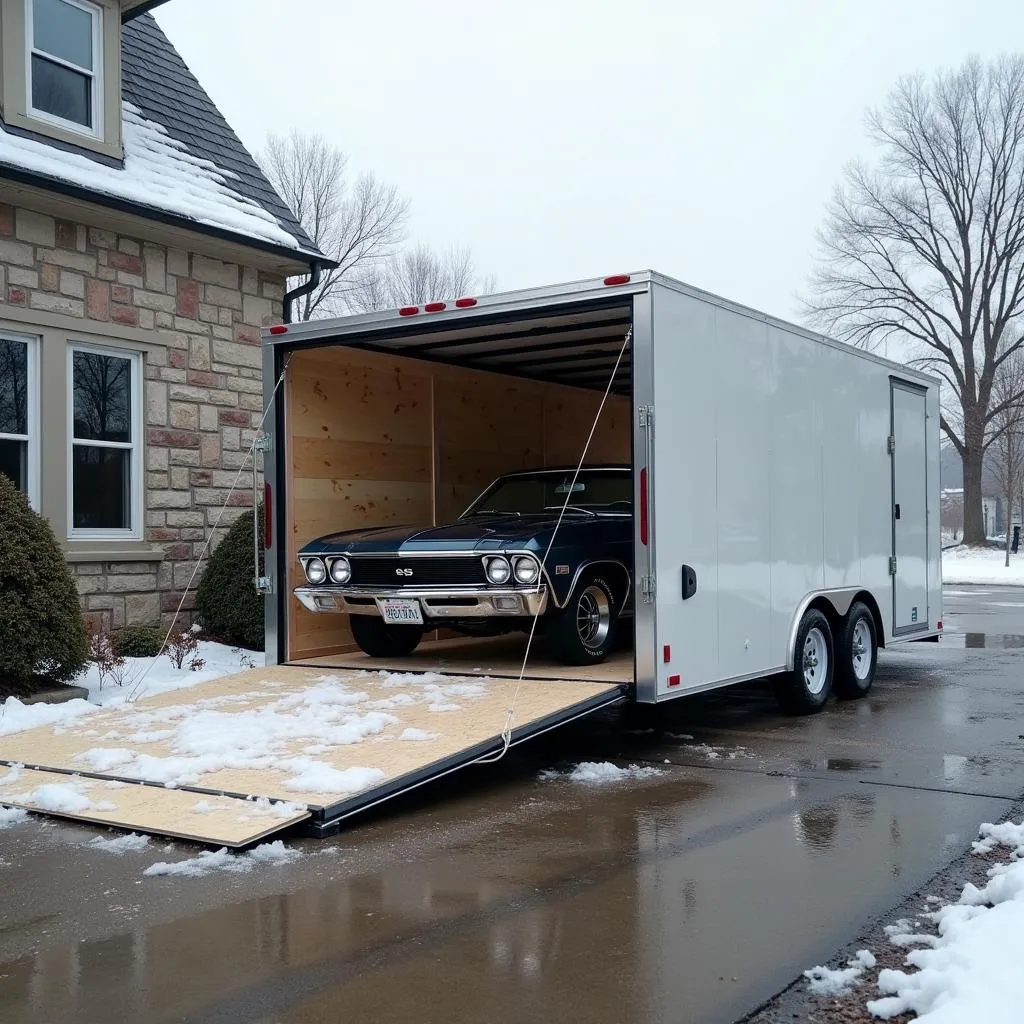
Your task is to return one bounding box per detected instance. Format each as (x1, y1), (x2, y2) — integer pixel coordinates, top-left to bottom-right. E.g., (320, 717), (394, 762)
(294, 466), (634, 665)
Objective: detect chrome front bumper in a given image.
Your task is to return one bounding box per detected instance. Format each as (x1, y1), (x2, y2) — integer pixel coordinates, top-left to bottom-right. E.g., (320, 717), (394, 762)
(293, 585), (548, 619)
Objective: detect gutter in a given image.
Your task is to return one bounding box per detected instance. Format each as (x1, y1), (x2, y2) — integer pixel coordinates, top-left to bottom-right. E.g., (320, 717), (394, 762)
(283, 262), (323, 323)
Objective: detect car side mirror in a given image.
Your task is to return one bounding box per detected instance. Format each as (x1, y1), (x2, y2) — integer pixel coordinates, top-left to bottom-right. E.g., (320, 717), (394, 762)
(681, 564), (697, 600)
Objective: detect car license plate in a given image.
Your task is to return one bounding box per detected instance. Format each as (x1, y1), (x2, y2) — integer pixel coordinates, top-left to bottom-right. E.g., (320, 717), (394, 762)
(377, 598), (424, 626)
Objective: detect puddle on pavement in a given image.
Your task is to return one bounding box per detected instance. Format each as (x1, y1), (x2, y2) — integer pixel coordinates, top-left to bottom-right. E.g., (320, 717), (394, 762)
(0, 768), (1008, 1024)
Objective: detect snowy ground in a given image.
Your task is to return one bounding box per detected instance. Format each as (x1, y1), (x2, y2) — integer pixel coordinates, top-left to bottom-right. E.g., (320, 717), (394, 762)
(0, 640), (257, 738)
(942, 545), (1024, 586)
(797, 818), (1024, 1021)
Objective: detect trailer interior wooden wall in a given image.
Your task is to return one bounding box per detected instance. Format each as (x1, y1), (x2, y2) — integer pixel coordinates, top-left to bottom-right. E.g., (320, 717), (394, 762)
(280, 299), (635, 675)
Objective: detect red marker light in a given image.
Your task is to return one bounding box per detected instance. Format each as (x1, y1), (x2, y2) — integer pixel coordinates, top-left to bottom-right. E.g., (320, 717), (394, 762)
(667, 674), (680, 687)
(663, 645), (671, 663)
(455, 297), (478, 308)
(399, 306), (419, 316)
(263, 482), (272, 550)
(640, 468), (648, 546)
(269, 325), (288, 335)
(424, 301), (446, 312)
(603, 274), (631, 286)
(937, 621), (943, 630)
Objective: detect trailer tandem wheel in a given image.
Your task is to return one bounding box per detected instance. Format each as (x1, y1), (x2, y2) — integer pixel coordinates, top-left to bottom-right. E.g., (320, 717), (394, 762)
(834, 601), (878, 700)
(774, 608), (835, 715)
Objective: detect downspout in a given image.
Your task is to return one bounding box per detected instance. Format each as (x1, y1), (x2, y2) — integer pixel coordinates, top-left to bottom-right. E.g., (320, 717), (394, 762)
(282, 262), (322, 323)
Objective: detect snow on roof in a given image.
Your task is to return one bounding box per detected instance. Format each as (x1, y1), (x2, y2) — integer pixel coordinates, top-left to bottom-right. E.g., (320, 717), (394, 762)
(0, 103), (311, 256)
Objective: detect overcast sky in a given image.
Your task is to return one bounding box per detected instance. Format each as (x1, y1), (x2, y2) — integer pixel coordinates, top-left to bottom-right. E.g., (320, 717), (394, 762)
(156, 0), (1022, 323)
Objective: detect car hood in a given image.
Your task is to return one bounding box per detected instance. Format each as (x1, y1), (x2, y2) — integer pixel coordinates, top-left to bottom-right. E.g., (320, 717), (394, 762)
(300, 514), (615, 555)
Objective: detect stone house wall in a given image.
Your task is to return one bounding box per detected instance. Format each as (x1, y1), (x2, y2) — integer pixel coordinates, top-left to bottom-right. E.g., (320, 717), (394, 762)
(0, 199), (284, 633)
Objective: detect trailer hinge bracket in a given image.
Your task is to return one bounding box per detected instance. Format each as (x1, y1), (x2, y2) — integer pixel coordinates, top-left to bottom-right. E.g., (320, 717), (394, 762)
(638, 405), (654, 430)
(887, 435), (895, 455)
(640, 574), (656, 601)
(888, 556), (897, 576)
(254, 575), (272, 594)
(253, 433), (272, 454)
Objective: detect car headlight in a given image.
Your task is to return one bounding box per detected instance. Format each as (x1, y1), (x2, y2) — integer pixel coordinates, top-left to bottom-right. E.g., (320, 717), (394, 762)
(485, 556), (511, 584)
(329, 557), (351, 584)
(513, 556), (540, 584)
(304, 557), (326, 584)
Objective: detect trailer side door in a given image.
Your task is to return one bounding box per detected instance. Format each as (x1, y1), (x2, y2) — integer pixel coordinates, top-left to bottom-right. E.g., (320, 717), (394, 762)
(891, 380), (930, 635)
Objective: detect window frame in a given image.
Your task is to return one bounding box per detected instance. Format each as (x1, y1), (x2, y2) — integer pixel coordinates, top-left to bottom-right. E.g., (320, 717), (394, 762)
(66, 341), (143, 541)
(25, 0), (104, 140)
(0, 330), (41, 510)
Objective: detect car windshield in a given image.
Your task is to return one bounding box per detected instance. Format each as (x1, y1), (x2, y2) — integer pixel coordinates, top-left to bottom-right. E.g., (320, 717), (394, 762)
(463, 470), (632, 516)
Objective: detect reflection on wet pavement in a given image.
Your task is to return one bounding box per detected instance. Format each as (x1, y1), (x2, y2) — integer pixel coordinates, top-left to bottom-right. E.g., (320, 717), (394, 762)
(1, 636), (1023, 1024)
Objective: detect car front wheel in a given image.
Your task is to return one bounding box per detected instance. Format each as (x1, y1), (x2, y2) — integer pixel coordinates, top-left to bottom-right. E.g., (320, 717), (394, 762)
(350, 614), (424, 658)
(545, 574), (619, 665)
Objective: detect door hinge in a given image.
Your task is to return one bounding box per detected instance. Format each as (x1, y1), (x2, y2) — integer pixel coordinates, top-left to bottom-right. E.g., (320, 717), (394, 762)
(888, 556), (897, 576)
(887, 435), (895, 455)
(253, 433), (272, 453)
(640, 574), (656, 601)
(638, 405), (654, 430)
(254, 575), (272, 594)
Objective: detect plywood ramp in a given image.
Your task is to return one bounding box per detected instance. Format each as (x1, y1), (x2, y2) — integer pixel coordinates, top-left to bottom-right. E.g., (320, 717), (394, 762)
(0, 665), (625, 840)
(0, 767), (309, 847)
(296, 635), (634, 684)
(285, 345), (631, 661)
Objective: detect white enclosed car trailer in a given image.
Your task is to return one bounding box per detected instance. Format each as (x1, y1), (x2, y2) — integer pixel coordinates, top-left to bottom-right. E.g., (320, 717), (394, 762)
(258, 271), (941, 830)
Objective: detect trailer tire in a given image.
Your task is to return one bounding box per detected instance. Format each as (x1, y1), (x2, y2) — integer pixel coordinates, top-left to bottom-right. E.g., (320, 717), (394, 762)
(774, 608), (834, 715)
(834, 602), (877, 700)
(349, 615), (424, 659)
(545, 574), (619, 665)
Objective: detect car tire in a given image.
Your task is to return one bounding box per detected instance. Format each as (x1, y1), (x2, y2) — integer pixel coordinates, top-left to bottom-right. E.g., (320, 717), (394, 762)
(834, 602), (877, 700)
(350, 614), (424, 658)
(774, 608), (834, 715)
(545, 573), (619, 666)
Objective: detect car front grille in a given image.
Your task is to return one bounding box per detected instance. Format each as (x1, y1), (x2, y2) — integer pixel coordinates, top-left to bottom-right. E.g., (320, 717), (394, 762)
(347, 556), (487, 588)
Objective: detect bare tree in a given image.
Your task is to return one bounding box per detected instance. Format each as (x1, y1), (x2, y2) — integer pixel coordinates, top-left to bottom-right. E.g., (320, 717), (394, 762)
(805, 56), (1024, 545)
(990, 345), (1024, 565)
(348, 244), (496, 313)
(259, 130), (409, 320)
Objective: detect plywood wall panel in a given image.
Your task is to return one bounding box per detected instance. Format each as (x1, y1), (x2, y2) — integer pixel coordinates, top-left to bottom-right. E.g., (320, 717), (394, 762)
(284, 344), (631, 661)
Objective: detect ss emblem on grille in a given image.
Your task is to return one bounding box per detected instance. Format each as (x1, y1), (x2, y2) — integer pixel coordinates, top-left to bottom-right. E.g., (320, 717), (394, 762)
(395, 567), (413, 576)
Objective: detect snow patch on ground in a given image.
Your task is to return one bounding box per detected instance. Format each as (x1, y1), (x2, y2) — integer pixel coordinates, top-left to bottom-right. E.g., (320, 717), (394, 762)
(143, 840), (300, 878)
(942, 546), (1024, 586)
(89, 833), (150, 854)
(804, 950), (876, 996)
(541, 761), (663, 783)
(866, 819), (1024, 1020)
(0, 806), (28, 828)
(0, 696), (98, 737)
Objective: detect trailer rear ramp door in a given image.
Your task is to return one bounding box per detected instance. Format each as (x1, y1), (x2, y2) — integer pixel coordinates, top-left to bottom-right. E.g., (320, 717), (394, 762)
(0, 666), (626, 843)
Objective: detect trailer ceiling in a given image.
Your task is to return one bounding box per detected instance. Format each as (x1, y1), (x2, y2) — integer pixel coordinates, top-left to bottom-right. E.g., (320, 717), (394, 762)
(292, 299), (634, 397)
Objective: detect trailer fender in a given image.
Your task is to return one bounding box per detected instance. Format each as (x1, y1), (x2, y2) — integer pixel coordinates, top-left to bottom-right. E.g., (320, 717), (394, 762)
(785, 589), (864, 671)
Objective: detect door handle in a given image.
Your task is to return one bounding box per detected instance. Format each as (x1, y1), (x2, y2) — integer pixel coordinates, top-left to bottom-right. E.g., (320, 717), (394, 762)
(894, 503), (901, 520)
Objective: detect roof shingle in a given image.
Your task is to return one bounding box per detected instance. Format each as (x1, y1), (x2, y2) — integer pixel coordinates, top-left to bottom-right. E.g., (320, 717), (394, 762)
(121, 13), (320, 257)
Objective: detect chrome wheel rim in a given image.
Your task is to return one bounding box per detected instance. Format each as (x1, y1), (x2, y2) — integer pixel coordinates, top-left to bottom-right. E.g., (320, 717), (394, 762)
(851, 619), (872, 681)
(577, 586), (611, 651)
(802, 627), (829, 695)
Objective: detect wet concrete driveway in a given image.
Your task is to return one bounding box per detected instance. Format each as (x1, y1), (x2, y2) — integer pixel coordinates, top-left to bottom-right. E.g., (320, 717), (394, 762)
(2, 589), (1023, 1024)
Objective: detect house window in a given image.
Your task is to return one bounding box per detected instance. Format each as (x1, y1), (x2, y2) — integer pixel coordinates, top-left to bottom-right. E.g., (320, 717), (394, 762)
(28, 0), (103, 137)
(69, 344), (141, 538)
(0, 333), (39, 508)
